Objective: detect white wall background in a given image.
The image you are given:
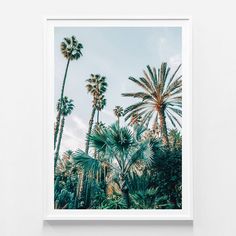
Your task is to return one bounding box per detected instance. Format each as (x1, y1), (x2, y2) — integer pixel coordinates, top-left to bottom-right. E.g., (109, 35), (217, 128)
(1, 0), (236, 235)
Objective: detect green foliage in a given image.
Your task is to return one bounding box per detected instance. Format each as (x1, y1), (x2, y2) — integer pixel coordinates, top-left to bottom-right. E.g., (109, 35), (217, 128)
(122, 63), (182, 145)
(54, 97), (74, 168)
(54, 40), (183, 210)
(85, 74), (108, 154)
(86, 74), (108, 99)
(130, 188), (158, 209)
(61, 36), (83, 60)
(58, 97), (74, 117)
(54, 152), (79, 209)
(73, 123), (155, 208)
(127, 171), (158, 209)
(98, 194), (127, 209)
(151, 147), (182, 209)
(113, 106), (124, 119)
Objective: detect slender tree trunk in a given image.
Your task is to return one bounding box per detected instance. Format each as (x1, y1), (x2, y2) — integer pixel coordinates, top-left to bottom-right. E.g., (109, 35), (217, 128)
(121, 176), (130, 208)
(54, 111), (61, 150)
(54, 58), (70, 149)
(157, 107), (169, 147)
(74, 169), (83, 208)
(97, 110), (100, 123)
(85, 107), (96, 154)
(74, 171), (81, 209)
(54, 116), (65, 169)
(122, 188), (130, 208)
(152, 113), (159, 136)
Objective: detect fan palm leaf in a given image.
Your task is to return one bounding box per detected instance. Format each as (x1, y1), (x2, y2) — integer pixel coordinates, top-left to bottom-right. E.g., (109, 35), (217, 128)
(73, 123), (156, 208)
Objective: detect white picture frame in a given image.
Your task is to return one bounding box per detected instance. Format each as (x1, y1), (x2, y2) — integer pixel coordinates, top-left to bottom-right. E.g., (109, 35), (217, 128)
(43, 17), (192, 221)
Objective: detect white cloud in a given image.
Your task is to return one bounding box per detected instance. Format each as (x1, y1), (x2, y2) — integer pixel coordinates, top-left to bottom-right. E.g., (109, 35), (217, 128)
(59, 115), (88, 155)
(60, 127), (86, 154)
(71, 115), (88, 133)
(102, 109), (115, 119)
(169, 54), (181, 69)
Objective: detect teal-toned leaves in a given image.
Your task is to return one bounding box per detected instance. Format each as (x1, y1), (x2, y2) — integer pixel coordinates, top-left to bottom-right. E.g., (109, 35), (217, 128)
(60, 35), (83, 60)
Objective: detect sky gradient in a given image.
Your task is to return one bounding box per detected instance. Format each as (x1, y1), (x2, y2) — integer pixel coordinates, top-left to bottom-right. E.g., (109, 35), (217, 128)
(54, 27), (182, 154)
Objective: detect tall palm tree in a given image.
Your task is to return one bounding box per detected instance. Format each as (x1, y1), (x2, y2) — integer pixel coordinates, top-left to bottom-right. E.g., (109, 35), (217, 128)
(73, 123), (154, 208)
(85, 74), (108, 154)
(54, 97), (74, 169)
(113, 106), (124, 126)
(54, 36), (83, 149)
(122, 63), (182, 146)
(95, 95), (106, 123)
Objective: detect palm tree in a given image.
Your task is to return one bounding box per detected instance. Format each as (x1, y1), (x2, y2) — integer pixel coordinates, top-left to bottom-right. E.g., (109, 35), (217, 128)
(122, 63), (182, 146)
(54, 36), (83, 150)
(85, 74), (108, 154)
(168, 129), (182, 150)
(73, 123), (154, 208)
(54, 97), (74, 169)
(54, 150), (79, 209)
(95, 95), (106, 123)
(113, 106), (124, 126)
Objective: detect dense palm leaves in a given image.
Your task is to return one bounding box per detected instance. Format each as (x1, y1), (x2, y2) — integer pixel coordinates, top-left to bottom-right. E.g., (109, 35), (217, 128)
(60, 36), (83, 60)
(54, 36), (83, 150)
(122, 63), (182, 146)
(73, 123), (155, 207)
(95, 95), (106, 123)
(113, 106), (124, 125)
(85, 74), (108, 154)
(54, 150), (79, 209)
(54, 97), (74, 169)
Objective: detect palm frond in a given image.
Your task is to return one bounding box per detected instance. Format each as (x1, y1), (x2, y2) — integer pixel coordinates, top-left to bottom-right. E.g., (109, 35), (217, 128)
(127, 76), (152, 94)
(122, 92), (153, 101)
(60, 36), (83, 60)
(133, 124), (147, 141)
(125, 141), (153, 174)
(165, 64), (182, 90)
(89, 127), (109, 154)
(168, 107), (182, 117)
(124, 106), (148, 122)
(166, 110), (182, 128)
(72, 149), (102, 175)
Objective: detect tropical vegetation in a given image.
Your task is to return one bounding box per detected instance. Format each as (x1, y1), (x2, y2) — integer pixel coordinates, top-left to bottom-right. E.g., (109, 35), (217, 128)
(54, 35), (182, 210)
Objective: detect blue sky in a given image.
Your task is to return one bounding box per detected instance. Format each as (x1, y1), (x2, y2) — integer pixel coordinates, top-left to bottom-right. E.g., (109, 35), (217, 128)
(54, 27), (182, 154)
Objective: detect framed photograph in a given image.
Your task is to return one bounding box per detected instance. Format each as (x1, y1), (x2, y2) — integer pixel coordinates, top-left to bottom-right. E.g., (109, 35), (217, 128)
(44, 17), (192, 220)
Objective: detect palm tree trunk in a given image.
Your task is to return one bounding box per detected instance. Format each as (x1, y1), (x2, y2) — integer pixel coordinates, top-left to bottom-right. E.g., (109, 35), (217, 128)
(85, 107), (96, 154)
(152, 113), (159, 136)
(54, 116), (65, 169)
(74, 169), (83, 208)
(73, 172), (81, 209)
(97, 110), (99, 123)
(54, 111), (61, 150)
(54, 58), (70, 149)
(121, 176), (130, 208)
(157, 107), (169, 147)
